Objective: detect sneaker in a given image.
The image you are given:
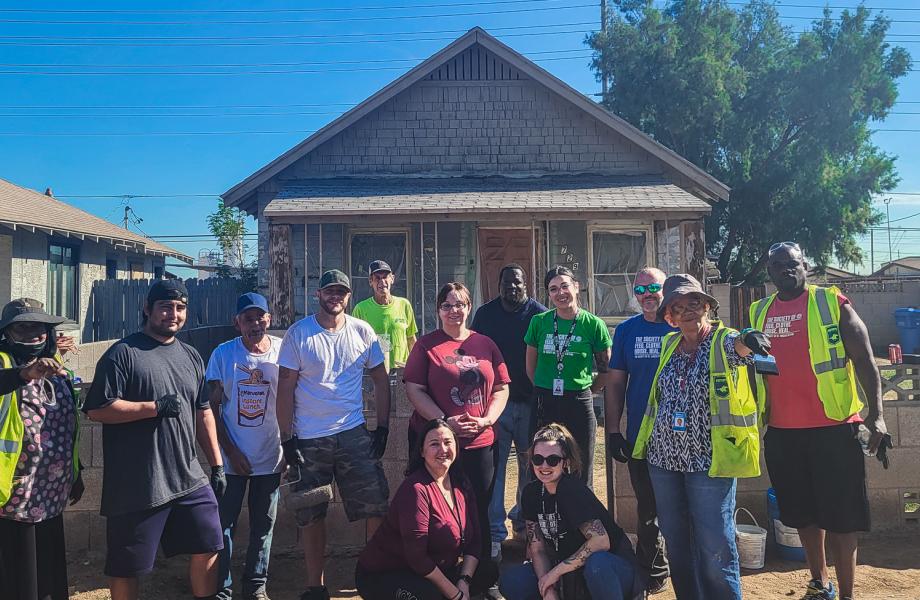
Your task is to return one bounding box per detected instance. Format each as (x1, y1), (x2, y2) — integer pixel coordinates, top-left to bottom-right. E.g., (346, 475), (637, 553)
(244, 592), (270, 600)
(299, 586), (330, 600)
(802, 578), (837, 600)
(646, 578), (670, 595)
(490, 541), (503, 563)
(483, 584), (505, 600)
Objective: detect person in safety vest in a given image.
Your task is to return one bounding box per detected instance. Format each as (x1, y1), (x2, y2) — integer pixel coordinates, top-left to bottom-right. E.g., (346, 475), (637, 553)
(751, 242), (887, 600)
(631, 274), (770, 600)
(0, 298), (84, 600)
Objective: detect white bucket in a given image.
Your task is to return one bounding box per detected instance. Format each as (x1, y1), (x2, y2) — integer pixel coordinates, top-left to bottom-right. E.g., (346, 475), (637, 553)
(735, 507), (767, 569)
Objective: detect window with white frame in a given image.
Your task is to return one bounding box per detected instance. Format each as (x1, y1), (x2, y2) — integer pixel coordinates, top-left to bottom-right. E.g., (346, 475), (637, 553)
(47, 242), (79, 320)
(348, 230), (409, 305)
(590, 229), (649, 319)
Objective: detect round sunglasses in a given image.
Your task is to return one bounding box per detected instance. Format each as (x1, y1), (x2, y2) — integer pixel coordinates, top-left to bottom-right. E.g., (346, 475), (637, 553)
(531, 453), (565, 467)
(633, 283), (663, 295)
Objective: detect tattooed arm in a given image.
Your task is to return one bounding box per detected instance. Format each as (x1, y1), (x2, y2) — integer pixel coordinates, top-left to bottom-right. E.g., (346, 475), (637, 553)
(537, 519), (611, 597)
(526, 520), (556, 583)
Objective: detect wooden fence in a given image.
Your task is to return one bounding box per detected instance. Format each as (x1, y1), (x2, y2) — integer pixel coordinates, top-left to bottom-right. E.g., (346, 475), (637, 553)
(87, 278), (243, 342)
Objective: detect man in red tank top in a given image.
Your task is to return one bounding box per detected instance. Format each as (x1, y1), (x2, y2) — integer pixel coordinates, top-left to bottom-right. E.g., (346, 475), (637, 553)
(761, 243), (887, 600)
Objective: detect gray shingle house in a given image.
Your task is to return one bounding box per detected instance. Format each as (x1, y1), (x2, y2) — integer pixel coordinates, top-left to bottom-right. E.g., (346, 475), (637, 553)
(222, 27), (730, 330)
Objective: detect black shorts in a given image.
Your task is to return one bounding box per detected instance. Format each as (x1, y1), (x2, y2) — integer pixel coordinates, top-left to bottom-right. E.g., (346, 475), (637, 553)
(764, 423), (870, 533)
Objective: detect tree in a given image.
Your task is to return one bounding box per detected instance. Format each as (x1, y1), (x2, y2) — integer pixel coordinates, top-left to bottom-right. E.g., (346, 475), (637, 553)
(206, 199), (256, 291)
(589, 0), (911, 282)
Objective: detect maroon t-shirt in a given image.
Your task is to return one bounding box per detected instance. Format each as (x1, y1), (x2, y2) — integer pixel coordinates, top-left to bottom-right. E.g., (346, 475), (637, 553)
(358, 468), (481, 576)
(404, 330), (511, 449)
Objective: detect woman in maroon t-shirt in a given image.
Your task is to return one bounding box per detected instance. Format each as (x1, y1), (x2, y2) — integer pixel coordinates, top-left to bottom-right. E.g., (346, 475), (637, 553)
(404, 282), (510, 581)
(356, 419), (483, 600)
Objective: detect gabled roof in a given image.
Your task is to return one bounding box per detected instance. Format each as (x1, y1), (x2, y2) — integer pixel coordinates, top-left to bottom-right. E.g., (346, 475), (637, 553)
(266, 175), (710, 219)
(222, 27), (730, 209)
(873, 256), (920, 276)
(0, 178), (192, 263)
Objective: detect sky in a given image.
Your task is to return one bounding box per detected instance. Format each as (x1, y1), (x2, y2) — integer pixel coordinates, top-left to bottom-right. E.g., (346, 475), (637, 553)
(0, 0), (919, 276)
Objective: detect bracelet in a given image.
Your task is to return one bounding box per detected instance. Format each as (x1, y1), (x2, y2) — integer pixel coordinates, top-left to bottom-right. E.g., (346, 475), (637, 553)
(451, 589), (463, 600)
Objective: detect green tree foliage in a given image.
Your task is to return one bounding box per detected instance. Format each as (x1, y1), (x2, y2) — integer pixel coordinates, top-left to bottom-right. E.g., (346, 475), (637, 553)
(589, 0), (911, 282)
(206, 199), (256, 291)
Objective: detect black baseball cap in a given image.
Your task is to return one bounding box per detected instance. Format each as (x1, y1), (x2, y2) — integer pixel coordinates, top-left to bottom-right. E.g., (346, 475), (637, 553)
(147, 279), (189, 305)
(319, 269), (351, 291)
(368, 260), (392, 276)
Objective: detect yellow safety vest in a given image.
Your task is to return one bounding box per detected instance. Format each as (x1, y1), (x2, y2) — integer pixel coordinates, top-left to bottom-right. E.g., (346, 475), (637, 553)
(749, 285), (862, 422)
(0, 351), (81, 507)
(632, 322), (761, 478)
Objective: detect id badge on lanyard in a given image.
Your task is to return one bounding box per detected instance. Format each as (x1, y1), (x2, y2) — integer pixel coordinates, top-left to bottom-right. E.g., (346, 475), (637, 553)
(672, 411), (687, 432)
(552, 312), (576, 397)
(552, 374), (565, 396)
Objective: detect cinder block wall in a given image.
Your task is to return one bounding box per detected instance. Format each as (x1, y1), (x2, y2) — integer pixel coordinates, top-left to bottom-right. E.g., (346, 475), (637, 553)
(839, 280), (920, 354)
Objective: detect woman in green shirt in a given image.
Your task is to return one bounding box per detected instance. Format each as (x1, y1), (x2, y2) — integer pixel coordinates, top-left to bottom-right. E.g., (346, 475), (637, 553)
(525, 266), (612, 487)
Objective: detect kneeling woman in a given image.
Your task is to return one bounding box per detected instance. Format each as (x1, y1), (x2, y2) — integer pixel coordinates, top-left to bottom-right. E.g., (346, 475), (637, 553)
(500, 424), (644, 600)
(357, 419), (487, 600)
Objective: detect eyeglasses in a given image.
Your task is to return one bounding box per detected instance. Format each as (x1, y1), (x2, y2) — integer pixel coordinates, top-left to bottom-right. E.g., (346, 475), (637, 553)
(669, 296), (705, 315)
(438, 302), (469, 312)
(633, 283), (663, 295)
(531, 453), (564, 467)
(768, 241), (801, 256)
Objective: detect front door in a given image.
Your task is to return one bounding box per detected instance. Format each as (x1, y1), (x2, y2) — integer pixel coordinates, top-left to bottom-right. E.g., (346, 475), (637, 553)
(478, 228), (535, 302)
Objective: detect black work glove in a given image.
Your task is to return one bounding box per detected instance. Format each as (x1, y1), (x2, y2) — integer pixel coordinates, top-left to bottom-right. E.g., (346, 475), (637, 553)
(210, 465), (227, 499)
(155, 393), (181, 418)
(740, 328), (772, 356)
(606, 432), (631, 463)
(281, 437), (304, 469)
(369, 426), (389, 459)
(876, 433), (894, 469)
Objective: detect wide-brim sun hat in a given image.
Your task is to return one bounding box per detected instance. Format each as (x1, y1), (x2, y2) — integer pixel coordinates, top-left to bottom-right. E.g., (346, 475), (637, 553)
(656, 273), (719, 321)
(0, 298), (72, 331)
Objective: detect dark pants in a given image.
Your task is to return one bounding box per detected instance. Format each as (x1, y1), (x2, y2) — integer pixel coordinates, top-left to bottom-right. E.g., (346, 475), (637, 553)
(408, 429), (497, 585)
(218, 473), (282, 599)
(534, 387), (596, 489)
(627, 458), (669, 583)
(356, 561), (495, 600)
(0, 514), (68, 600)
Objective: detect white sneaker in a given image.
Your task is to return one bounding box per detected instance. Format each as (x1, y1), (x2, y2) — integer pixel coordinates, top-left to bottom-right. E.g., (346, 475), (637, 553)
(490, 541), (503, 562)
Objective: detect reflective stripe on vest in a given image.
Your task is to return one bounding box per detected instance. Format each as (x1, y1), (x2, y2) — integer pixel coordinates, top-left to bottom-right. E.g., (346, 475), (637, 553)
(0, 352), (24, 506)
(709, 329), (757, 428)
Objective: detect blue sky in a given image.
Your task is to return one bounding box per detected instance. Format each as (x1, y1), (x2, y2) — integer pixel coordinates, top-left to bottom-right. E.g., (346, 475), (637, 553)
(0, 0), (918, 276)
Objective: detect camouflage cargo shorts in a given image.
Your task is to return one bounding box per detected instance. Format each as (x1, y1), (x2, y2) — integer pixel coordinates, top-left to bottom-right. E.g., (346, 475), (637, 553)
(293, 424), (389, 526)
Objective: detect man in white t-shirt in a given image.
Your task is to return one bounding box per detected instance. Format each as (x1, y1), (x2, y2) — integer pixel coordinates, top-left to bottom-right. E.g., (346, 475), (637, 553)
(277, 270), (391, 600)
(206, 292), (284, 600)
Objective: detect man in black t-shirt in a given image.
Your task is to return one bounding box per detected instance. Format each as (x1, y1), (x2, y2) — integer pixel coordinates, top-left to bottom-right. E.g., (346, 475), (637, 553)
(84, 280), (226, 600)
(471, 263), (547, 562)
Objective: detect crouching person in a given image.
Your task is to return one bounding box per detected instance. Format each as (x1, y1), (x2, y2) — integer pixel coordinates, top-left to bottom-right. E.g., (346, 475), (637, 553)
(500, 424), (644, 600)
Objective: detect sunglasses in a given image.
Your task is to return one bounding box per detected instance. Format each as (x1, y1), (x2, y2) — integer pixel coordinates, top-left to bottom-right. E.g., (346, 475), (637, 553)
(633, 283), (662, 295)
(768, 241), (801, 256)
(531, 453), (564, 467)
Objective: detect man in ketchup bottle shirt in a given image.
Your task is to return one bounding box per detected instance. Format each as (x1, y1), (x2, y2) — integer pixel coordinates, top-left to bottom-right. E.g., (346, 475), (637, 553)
(749, 242), (887, 600)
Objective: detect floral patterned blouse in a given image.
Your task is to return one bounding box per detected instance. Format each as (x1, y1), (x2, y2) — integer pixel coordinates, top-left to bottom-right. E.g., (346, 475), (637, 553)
(2, 376), (76, 523)
(646, 331), (752, 473)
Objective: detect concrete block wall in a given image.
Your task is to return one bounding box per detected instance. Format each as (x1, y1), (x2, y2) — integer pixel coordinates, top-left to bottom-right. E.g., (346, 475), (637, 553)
(839, 280), (920, 354)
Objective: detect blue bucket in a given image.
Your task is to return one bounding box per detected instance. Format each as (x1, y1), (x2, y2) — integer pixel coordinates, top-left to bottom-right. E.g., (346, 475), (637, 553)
(767, 488), (806, 562)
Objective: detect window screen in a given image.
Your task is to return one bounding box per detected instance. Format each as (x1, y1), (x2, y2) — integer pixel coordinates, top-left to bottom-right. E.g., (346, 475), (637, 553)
(591, 231), (647, 318)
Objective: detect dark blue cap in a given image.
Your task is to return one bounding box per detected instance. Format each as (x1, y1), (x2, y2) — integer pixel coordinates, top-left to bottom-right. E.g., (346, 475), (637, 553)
(236, 292), (270, 315)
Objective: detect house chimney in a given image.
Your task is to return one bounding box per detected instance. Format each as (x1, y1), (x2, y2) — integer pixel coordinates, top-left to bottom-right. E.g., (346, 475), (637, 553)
(44, 187), (53, 197)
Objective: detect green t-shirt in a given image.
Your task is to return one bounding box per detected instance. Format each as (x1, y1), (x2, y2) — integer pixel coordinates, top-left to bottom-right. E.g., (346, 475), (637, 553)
(524, 309), (612, 391)
(352, 296), (418, 370)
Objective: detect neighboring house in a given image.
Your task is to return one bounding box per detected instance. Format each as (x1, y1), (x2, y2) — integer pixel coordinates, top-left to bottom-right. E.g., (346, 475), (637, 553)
(810, 265), (860, 282)
(872, 257), (920, 278)
(0, 177), (192, 340)
(222, 27), (730, 330)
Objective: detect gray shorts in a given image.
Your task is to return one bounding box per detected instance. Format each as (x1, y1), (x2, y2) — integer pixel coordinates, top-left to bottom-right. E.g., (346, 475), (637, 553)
(293, 424), (389, 525)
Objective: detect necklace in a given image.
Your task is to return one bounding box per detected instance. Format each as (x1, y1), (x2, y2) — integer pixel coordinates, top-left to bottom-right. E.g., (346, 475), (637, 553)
(439, 479), (465, 545)
(675, 327), (711, 392)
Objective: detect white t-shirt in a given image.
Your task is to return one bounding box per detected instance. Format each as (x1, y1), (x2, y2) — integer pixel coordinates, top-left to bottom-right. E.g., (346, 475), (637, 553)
(205, 336), (285, 476)
(277, 314), (385, 440)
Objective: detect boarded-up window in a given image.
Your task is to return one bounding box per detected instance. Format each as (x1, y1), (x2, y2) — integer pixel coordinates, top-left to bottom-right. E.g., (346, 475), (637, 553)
(590, 230), (648, 319)
(129, 262), (144, 280)
(47, 243), (78, 320)
(349, 231), (409, 305)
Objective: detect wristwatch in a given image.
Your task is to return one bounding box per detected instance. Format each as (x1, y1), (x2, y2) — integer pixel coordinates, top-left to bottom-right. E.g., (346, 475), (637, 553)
(457, 574), (473, 586)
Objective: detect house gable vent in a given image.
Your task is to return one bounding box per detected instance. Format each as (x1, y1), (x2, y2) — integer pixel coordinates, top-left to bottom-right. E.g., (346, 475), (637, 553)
(425, 43), (527, 82)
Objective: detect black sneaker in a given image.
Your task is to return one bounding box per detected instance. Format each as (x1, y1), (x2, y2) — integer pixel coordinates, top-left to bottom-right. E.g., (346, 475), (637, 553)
(299, 586), (330, 600)
(647, 578), (670, 595)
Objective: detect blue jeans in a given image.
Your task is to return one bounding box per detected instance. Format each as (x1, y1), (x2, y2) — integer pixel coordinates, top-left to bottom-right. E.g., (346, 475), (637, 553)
(489, 399), (535, 543)
(499, 552), (635, 600)
(217, 473), (281, 598)
(648, 465), (741, 600)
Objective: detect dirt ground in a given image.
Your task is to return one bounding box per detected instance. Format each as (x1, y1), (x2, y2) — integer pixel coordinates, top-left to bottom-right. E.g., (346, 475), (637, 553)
(69, 429), (920, 599)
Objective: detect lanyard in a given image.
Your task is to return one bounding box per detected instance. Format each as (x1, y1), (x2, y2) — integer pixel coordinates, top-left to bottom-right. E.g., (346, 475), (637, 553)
(442, 484), (465, 546)
(552, 311), (578, 374)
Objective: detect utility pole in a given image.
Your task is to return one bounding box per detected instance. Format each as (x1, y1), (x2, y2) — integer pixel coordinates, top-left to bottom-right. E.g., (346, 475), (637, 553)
(601, 0), (608, 98)
(870, 228), (874, 274)
(884, 197), (892, 270)
(123, 205), (130, 229)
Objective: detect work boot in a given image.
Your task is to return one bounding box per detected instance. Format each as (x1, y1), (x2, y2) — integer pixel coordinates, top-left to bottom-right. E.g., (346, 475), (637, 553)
(802, 578), (837, 599)
(299, 586), (330, 600)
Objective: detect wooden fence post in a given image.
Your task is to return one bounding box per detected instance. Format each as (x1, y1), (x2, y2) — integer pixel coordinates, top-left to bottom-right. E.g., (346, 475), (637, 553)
(269, 223), (294, 329)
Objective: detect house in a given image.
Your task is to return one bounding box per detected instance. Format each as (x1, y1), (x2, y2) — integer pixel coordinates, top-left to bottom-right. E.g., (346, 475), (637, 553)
(222, 27), (730, 330)
(809, 265), (860, 282)
(0, 177), (192, 340)
(872, 257), (920, 278)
